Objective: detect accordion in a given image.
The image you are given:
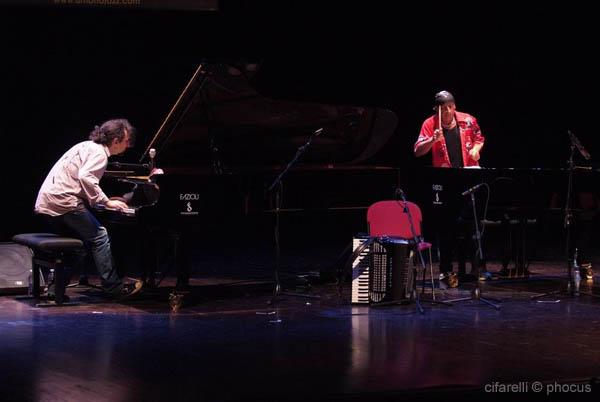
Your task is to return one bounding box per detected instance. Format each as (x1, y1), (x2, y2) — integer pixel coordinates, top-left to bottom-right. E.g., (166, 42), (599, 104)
(351, 235), (413, 304)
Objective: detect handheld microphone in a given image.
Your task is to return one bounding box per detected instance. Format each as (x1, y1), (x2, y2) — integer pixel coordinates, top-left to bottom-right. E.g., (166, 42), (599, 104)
(313, 128), (324, 136)
(461, 183), (485, 196)
(395, 187), (408, 201)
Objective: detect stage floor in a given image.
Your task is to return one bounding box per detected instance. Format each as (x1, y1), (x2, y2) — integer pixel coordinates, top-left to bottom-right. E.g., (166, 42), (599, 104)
(1, 261), (600, 401)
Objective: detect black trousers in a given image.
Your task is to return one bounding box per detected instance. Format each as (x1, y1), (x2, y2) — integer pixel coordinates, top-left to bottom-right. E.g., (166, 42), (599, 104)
(435, 197), (472, 275)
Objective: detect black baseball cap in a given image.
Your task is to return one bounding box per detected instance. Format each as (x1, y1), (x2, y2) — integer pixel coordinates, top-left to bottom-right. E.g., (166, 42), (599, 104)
(434, 90), (455, 105)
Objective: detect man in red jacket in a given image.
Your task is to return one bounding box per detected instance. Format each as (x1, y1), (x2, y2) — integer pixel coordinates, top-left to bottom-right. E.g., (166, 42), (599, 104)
(414, 91), (486, 287)
(414, 90), (484, 168)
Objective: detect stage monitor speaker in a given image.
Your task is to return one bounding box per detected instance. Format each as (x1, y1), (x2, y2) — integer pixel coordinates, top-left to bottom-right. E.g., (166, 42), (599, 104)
(0, 242), (45, 294)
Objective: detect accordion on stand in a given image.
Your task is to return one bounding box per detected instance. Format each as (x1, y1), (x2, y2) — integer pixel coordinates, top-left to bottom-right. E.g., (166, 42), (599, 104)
(351, 235), (413, 304)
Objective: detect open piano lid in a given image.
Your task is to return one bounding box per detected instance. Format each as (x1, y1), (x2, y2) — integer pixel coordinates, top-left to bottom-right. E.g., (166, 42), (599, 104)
(141, 61), (398, 171)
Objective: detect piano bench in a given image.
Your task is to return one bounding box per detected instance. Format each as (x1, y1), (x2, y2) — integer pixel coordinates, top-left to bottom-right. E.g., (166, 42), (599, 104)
(12, 233), (84, 307)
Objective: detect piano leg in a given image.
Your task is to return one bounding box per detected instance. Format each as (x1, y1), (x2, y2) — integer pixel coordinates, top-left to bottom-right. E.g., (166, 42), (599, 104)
(456, 219), (468, 277)
(517, 218), (527, 277)
(501, 219), (511, 274)
(140, 228), (158, 288)
(174, 231), (191, 289)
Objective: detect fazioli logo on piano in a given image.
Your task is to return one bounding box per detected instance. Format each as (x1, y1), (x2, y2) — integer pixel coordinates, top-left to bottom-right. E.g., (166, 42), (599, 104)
(179, 194), (200, 216)
(432, 184), (443, 205)
(180, 193), (200, 201)
(180, 201), (199, 216)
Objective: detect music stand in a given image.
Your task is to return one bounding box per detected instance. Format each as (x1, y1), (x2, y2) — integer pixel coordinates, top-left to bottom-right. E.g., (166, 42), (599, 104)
(445, 185), (500, 309)
(532, 131), (599, 300)
(267, 128), (323, 305)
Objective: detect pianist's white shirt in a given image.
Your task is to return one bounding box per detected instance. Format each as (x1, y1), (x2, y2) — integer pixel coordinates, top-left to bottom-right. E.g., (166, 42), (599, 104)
(35, 141), (111, 216)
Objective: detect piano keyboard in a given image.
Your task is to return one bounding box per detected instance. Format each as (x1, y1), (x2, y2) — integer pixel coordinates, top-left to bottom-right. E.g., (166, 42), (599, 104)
(117, 207), (136, 217)
(95, 204), (137, 217)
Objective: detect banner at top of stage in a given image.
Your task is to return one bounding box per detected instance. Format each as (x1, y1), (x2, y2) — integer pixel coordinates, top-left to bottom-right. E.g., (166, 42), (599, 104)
(0, 0), (218, 11)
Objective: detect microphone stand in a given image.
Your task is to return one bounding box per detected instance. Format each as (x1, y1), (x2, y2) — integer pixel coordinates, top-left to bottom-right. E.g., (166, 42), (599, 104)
(446, 187), (500, 309)
(267, 129), (323, 305)
(532, 131), (598, 300)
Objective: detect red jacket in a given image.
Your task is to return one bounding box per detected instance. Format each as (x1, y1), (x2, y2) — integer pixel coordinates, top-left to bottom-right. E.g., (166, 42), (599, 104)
(414, 111), (485, 168)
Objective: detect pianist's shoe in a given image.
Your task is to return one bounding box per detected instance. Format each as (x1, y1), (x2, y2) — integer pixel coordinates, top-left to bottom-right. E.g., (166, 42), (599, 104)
(114, 280), (143, 301)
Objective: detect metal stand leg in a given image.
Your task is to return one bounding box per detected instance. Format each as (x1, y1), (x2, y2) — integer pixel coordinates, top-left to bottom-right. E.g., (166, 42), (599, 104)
(268, 183), (320, 305)
(446, 192), (500, 310)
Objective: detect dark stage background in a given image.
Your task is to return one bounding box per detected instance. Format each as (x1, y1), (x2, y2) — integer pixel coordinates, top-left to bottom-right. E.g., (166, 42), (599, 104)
(1, 1), (599, 266)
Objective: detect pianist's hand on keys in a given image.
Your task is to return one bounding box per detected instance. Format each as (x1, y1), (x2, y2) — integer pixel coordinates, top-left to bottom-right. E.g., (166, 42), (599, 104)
(98, 198), (136, 217)
(106, 198), (129, 211)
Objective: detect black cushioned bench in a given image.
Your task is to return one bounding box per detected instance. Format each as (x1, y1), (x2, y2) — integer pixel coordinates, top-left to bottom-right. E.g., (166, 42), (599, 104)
(12, 233), (83, 306)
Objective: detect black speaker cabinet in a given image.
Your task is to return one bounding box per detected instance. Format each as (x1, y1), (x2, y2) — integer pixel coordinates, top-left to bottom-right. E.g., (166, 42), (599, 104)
(0, 242), (44, 294)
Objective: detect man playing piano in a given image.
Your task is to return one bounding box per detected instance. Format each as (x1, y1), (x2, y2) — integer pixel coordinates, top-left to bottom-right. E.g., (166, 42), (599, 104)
(34, 118), (142, 300)
(414, 90), (486, 287)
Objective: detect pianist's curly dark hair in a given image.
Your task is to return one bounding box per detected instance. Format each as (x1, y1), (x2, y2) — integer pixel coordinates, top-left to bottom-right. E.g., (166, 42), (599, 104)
(89, 118), (136, 147)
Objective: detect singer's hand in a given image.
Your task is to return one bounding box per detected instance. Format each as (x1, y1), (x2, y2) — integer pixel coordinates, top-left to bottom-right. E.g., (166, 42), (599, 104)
(106, 199), (129, 211)
(432, 129), (443, 142)
(469, 148), (480, 161)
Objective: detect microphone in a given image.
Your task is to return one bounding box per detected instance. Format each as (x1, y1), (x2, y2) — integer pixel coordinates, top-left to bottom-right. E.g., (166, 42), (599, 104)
(395, 188), (409, 204)
(395, 188), (409, 212)
(149, 148), (156, 171)
(461, 183), (485, 196)
(313, 128), (324, 137)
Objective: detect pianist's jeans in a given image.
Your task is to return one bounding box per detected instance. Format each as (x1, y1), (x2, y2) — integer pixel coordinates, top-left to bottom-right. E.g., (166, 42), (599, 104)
(38, 209), (122, 295)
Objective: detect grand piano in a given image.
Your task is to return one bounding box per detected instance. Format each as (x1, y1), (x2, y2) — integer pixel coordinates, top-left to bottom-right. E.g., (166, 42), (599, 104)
(98, 61), (401, 287)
